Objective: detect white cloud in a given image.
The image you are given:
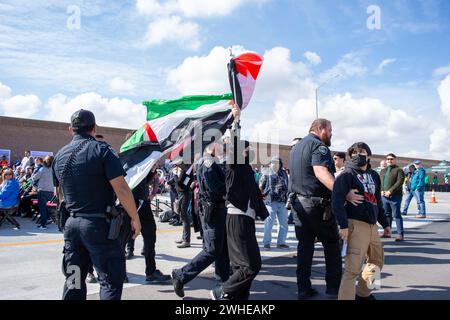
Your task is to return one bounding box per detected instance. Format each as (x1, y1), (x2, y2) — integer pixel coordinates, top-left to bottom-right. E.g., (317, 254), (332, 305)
(319, 52), (367, 82)
(136, 0), (267, 50)
(0, 82), (12, 99)
(437, 74), (450, 121)
(167, 46), (243, 95)
(0, 81), (41, 118)
(167, 46), (313, 103)
(429, 75), (450, 160)
(304, 51), (321, 65)
(144, 16), (201, 51)
(136, 0), (252, 18)
(1, 94), (41, 118)
(109, 77), (136, 96)
(45, 92), (146, 129)
(433, 65), (450, 78)
(375, 58), (396, 75)
(429, 128), (450, 160)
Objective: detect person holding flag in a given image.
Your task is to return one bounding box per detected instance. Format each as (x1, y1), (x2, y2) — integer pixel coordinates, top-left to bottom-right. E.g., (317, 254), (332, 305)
(210, 105), (269, 300)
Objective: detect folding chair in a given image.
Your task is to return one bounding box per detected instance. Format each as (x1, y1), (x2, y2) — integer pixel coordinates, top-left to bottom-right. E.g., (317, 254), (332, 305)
(0, 205), (21, 229)
(46, 194), (58, 224)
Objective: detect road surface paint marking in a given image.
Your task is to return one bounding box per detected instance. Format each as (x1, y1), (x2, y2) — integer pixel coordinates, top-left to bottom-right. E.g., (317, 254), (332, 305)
(0, 229), (180, 247)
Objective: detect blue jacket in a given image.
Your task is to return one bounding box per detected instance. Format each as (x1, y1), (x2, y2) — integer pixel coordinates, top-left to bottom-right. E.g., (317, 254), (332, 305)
(0, 179), (20, 208)
(410, 168), (426, 191)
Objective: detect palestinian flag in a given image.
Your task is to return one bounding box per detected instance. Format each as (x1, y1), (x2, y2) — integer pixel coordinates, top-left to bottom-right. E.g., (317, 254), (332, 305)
(120, 51), (264, 189)
(120, 94), (234, 189)
(228, 52), (263, 110)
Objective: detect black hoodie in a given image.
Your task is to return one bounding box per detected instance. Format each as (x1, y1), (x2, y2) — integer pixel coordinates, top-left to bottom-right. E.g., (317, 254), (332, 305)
(332, 162), (388, 229)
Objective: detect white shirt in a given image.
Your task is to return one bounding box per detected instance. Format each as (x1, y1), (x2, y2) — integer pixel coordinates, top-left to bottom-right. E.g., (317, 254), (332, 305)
(21, 157), (29, 169)
(227, 200), (256, 220)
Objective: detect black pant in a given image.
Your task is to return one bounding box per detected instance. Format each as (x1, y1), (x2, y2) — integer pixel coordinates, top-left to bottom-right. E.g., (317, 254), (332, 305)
(19, 195), (34, 217)
(292, 199), (342, 293)
(62, 216), (125, 300)
(222, 214), (261, 300)
(177, 192), (192, 243)
(174, 207), (229, 284)
(124, 200), (157, 276)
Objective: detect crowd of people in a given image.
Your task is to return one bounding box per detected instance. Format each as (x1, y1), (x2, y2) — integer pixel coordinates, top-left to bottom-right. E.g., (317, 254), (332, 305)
(0, 106), (440, 302)
(0, 151), (56, 229)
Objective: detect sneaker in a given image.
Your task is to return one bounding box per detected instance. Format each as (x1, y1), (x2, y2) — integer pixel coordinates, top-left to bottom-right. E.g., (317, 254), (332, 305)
(172, 270), (184, 297)
(37, 225), (47, 230)
(174, 240), (183, 244)
(277, 244), (290, 249)
(146, 270), (171, 283)
(197, 236), (203, 240)
(177, 242), (191, 248)
(401, 212), (407, 216)
(86, 273), (97, 283)
(263, 244), (271, 250)
(126, 251), (134, 260)
(298, 288), (318, 300)
(355, 294), (376, 300)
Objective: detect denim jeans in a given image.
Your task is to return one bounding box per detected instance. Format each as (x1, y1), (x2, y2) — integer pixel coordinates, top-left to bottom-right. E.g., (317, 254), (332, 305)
(382, 195), (404, 235)
(263, 201), (289, 246)
(402, 190), (415, 214)
(414, 188), (426, 216)
(38, 190), (54, 227)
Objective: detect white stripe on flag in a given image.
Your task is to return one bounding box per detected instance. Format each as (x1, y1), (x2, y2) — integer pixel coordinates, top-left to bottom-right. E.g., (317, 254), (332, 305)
(125, 151), (162, 190)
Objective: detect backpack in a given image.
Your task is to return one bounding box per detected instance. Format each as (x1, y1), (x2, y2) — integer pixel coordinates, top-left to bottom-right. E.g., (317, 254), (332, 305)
(159, 209), (177, 222)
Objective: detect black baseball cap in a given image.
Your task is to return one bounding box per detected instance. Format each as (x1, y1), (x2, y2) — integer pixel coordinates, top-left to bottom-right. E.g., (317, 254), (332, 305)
(70, 109), (96, 128)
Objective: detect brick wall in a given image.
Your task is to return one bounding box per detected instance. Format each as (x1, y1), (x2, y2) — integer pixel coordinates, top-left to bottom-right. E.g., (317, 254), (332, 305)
(0, 116), (132, 163)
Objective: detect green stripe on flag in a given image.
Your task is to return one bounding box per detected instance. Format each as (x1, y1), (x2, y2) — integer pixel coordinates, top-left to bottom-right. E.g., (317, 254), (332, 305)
(120, 125), (146, 153)
(143, 94), (232, 121)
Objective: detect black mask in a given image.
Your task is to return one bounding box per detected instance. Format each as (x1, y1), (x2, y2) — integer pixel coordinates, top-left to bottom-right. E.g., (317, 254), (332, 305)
(351, 154), (367, 167)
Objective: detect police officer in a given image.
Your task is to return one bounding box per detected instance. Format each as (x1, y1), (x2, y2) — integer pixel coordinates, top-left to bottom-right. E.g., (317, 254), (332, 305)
(126, 169), (172, 283)
(289, 118), (363, 299)
(52, 109), (141, 300)
(171, 141), (230, 297)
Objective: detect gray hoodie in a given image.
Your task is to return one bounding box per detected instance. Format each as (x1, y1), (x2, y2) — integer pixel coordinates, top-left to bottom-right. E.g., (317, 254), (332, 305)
(32, 166), (54, 193)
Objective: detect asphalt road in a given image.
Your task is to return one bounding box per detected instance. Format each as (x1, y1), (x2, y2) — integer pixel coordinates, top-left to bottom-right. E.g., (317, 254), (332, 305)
(1, 192), (449, 300)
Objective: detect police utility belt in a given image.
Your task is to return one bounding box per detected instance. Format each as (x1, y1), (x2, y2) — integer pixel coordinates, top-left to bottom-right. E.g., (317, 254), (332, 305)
(292, 194), (333, 221)
(68, 205), (124, 240)
(200, 200), (225, 224)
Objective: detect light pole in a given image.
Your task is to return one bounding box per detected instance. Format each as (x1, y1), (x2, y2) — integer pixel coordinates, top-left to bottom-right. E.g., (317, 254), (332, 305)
(315, 74), (341, 119)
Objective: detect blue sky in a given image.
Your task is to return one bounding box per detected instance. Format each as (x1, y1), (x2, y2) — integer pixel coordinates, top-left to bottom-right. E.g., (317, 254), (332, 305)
(1, 0), (450, 159)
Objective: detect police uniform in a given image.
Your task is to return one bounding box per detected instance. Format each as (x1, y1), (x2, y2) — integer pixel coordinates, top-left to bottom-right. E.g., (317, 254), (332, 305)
(172, 154), (230, 294)
(289, 133), (342, 298)
(52, 109), (127, 300)
(122, 172), (171, 282)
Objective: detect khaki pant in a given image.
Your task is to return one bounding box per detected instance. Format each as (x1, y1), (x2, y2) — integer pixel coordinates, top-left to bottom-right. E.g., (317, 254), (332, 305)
(338, 219), (384, 300)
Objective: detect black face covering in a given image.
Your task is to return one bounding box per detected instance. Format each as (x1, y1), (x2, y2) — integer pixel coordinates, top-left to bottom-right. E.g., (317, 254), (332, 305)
(351, 154), (368, 167)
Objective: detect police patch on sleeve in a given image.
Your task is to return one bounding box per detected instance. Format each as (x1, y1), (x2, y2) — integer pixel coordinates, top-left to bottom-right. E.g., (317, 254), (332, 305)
(318, 146), (329, 155)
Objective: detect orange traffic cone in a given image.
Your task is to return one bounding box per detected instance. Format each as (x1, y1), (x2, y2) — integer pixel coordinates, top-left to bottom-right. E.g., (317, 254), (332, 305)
(430, 190), (437, 203)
